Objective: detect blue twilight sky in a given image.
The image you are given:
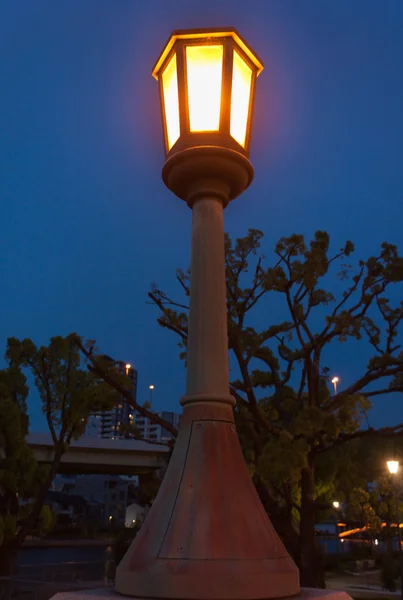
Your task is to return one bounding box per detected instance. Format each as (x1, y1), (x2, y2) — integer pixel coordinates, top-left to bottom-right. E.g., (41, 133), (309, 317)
(1, 0), (402, 431)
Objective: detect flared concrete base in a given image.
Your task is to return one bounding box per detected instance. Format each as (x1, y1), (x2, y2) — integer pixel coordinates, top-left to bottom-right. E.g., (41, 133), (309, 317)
(51, 587), (353, 600)
(114, 403), (300, 600)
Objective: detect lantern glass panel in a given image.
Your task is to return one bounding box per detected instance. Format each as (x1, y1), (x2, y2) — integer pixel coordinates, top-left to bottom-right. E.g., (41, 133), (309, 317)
(230, 49), (252, 148)
(186, 44), (223, 132)
(162, 53), (180, 150)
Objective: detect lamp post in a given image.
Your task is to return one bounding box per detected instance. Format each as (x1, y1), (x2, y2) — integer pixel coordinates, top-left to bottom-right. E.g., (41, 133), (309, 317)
(149, 384), (154, 407)
(332, 376), (339, 394)
(388, 460), (399, 475)
(387, 459), (403, 600)
(115, 28), (299, 600)
(333, 502), (341, 554)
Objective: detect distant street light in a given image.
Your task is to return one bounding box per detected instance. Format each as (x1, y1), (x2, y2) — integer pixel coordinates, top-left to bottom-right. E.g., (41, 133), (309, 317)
(331, 376), (339, 394)
(387, 459), (403, 600)
(125, 363), (132, 376)
(149, 384), (155, 407)
(115, 27), (300, 600)
(333, 501), (341, 555)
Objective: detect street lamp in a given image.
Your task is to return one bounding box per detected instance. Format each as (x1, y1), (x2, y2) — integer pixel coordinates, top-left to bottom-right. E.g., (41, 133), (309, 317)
(332, 376), (339, 394)
(125, 363), (131, 376)
(388, 460), (399, 475)
(332, 502), (341, 554)
(115, 28), (299, 600)
(153, 27), (263, 208)
(149, 384), (154, 407)
(387, 459), (403, 600)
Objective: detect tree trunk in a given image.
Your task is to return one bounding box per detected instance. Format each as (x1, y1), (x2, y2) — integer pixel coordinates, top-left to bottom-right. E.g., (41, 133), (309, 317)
(0, 540), (18, 577)
(15, 448), (63, 547)
(386, 522), (393, 554)
(300, 459), (325, 588)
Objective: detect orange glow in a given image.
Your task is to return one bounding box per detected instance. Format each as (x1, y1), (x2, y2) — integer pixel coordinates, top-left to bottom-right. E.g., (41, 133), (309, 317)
(339, 527), (365, 538)
(186, 45), (223, 132)
(162, 54), (180, 150)
(339, 523), (403, 539)
(230, 50), (252, 148)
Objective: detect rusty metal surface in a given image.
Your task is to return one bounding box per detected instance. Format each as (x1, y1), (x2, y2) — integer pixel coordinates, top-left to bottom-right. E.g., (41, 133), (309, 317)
(159, 419), (288, 560)
(115, 404), (300, 599)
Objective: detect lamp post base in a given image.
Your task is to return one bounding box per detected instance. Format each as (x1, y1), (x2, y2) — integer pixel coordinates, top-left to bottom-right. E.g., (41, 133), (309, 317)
(114, 401), (299, 600)
(51, 587), (353, 600)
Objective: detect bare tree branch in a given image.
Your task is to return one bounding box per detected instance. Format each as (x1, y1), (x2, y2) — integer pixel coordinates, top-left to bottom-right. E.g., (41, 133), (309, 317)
(73, 336), (179, 437)
(317, 423), (403, 454)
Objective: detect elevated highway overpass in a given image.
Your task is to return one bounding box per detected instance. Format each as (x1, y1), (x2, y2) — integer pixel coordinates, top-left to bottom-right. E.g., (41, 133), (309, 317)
(27, 433), (170, 476)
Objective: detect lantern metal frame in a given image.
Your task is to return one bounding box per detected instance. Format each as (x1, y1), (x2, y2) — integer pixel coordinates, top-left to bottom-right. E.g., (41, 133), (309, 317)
(152, 28), (264, 160)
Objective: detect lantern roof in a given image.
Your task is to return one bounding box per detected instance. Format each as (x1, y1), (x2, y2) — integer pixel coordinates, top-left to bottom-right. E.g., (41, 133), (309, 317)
(152, 27), (264, 80)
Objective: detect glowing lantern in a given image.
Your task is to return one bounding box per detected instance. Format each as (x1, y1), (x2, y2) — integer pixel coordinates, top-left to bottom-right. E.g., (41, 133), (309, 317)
(387, 460), (399, 474)
(152, 28), (264, 157)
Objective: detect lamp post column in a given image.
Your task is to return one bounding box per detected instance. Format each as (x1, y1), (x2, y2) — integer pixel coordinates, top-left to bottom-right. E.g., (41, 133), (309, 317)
(183, 183), (233, 406)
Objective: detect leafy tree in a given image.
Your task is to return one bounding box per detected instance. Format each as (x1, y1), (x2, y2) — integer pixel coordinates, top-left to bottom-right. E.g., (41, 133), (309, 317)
(345, 473), (403, 544)
(0, 365), (50, 575)
(147, 229), (403, 587)
(0, 334), (120, 575)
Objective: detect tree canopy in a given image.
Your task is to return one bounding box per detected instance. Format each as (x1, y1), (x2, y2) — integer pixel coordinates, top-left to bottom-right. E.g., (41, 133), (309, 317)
(0, 334), (121, 574)
(148, 229), (403, 586)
